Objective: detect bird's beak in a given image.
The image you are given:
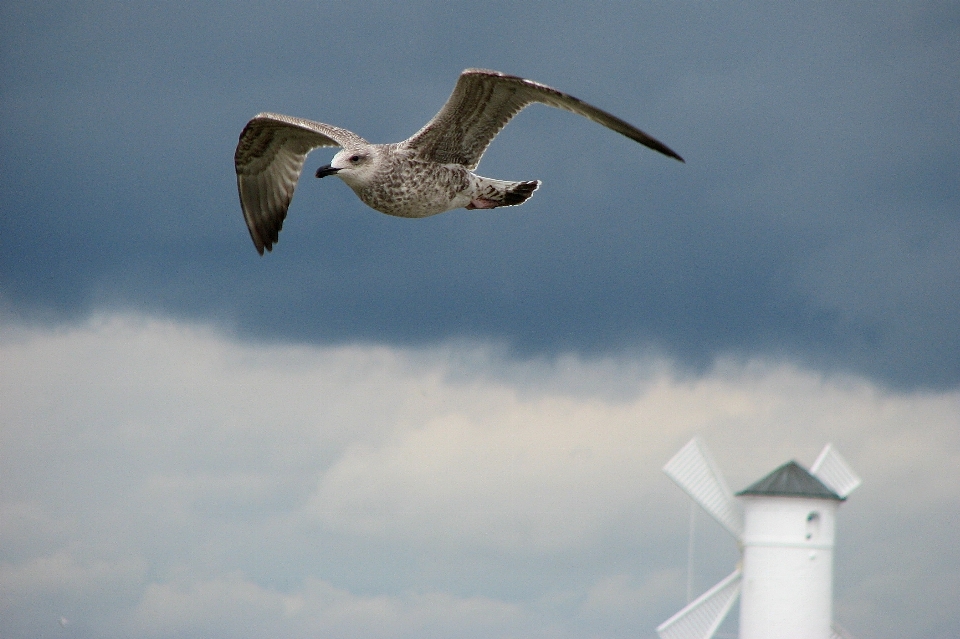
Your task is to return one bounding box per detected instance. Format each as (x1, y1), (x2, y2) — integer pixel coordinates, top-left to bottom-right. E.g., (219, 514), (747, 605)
(315, 164), (341, 178)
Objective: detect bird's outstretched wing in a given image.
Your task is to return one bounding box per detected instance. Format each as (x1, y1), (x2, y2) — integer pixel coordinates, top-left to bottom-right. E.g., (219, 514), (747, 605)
(235, 113), (367, 254)
(402, 69), (684, 170)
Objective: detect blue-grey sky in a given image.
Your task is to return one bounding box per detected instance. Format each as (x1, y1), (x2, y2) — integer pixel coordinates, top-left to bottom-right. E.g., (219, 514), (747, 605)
(1, 2), (959, 639)
(2, 1), (957, 388)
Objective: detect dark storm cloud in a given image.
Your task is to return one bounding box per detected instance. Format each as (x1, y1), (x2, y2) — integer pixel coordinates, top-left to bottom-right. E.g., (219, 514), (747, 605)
(1, 1), (958, 388)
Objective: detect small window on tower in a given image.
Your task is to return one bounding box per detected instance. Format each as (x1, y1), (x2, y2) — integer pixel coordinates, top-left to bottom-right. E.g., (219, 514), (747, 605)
(806, 511), (821, 540)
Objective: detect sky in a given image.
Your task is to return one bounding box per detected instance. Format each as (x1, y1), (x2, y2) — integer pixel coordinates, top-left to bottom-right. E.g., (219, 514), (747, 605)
(0, 2), (958, 638)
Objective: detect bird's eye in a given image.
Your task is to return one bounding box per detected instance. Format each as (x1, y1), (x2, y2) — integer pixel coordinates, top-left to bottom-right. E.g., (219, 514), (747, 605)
(349, 155), (361, 163)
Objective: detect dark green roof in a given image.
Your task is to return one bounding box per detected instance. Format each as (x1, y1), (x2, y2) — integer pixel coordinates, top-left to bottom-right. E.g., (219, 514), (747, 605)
(737, 461), (843, 500)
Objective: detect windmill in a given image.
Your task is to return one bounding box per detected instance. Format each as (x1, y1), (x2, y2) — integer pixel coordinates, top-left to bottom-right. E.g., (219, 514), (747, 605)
(656, 438), (861, 639)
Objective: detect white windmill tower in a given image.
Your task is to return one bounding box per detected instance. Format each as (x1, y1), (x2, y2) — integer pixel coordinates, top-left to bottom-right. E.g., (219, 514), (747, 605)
(656, 438), (861, 639)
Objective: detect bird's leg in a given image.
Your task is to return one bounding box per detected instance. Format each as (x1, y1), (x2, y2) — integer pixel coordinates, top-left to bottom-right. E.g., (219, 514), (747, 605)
(465, 198), (501, 210)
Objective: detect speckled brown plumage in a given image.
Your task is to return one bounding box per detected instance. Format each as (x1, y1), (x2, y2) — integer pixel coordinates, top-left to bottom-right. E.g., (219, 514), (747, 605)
(234, 68), (683, 254)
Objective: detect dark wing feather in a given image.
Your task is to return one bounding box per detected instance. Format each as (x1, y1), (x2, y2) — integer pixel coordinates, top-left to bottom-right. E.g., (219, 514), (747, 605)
(402, 69), (684, 170)
(234, 113), (366, 254)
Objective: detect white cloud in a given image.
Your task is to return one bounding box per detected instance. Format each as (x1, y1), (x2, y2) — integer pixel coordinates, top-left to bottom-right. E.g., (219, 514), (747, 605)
(120, 571), (545, 639)
(0, 551), (145, 599)
(1, 314), (958, 638)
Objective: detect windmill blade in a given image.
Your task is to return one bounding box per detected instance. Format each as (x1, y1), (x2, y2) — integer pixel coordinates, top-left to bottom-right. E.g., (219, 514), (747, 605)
(810, 444), (862, 498)
(657, 568), (742, 639)
(663, 438), (743, 539)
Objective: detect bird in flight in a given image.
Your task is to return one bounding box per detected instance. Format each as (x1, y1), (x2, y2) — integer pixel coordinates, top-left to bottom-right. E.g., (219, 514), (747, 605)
(235, 68), (683, 254)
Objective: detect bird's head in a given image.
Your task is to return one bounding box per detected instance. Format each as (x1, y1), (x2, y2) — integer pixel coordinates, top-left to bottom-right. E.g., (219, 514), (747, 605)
(316, 146), (379, 187)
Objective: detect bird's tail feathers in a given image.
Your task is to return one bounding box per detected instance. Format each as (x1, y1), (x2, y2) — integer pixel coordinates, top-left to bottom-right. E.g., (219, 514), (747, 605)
(502, 180), (540, 206)
(467, 178), (541, 209)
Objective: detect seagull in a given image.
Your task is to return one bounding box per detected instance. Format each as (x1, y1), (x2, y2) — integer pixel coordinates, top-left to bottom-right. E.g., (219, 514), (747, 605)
(235, 68), (683, 254)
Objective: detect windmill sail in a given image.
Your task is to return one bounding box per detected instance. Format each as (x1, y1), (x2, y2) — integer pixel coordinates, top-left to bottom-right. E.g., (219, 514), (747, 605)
(656, 568), (742, 639)
(663, 438), (743, 539)
(810, 444), (862, 498)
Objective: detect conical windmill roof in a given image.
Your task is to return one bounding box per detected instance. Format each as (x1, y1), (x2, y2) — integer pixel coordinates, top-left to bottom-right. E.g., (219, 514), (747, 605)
(737, 461), (843, 500)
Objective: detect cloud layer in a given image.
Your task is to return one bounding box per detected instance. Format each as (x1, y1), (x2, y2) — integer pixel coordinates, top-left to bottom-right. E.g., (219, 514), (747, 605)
(2, 315), (958, 638)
